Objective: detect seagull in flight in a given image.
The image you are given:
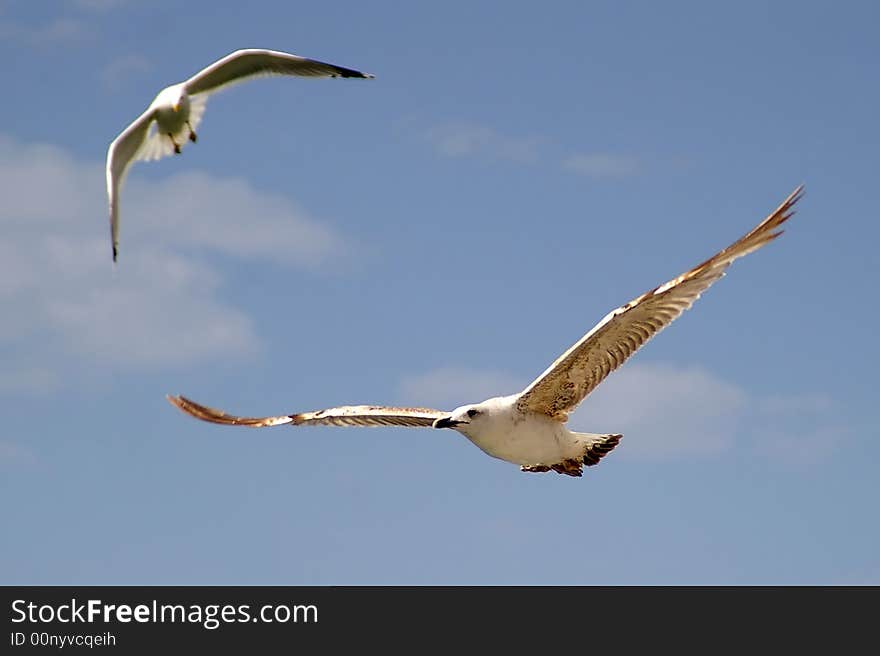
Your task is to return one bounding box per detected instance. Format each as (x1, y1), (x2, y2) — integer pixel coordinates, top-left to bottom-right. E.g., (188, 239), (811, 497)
(105, 48), (374, 262)
(168, 186), (803, 477)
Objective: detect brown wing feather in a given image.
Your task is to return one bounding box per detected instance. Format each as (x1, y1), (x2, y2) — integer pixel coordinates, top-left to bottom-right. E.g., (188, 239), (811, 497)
(166, 395), (447, 428)
(516, 185), (803, 420)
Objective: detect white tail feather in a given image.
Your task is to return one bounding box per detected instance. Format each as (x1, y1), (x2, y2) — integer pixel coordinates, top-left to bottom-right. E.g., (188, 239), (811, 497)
(137, 124), (178, 161)
(136, 94), (209, 162)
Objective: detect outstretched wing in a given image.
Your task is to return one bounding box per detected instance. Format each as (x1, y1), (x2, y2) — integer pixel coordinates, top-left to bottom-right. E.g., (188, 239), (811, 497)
(515, 185), (804, 421)
(105, 107), (156, 262)
(167, 395), (447, 428)
(183, 48), (374, 96)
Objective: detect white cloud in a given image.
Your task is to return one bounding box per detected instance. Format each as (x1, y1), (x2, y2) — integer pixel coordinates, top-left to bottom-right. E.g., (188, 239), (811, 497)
(71, 0), (128, 10)
(421, 121), (644, 177)
(755, 393), (834, 415)
(123, 171), (343, 268)
(748, 394), (846, 468)
(572, 363), (746, 457)
(0, 134), (348, 385)
(100, 54), (154, 90)
(0, 18), (89, 46)
(751, 427), (835, 468)
(398, 366), (523, 409)
(425, 123), (544, 164)
(562, 153), (640, 178)
(43, 252), (257, 368)
(0, 367), (59, 394)
(0, 441), (37, 466)
(397, 361), (841, 464)
(0, 3), (128, 47)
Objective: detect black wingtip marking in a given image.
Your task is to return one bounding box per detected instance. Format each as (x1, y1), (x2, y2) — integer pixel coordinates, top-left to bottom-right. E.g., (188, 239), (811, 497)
(335, 67), (375, 79)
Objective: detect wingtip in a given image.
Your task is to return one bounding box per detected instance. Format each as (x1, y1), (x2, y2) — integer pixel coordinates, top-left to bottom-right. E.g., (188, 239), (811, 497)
(787, 183), (806, 206)
(777, 184), (804, 222)
(167, 394), (198, 416)
(333, 69), (375, 79)
(166, 394), (209, 420)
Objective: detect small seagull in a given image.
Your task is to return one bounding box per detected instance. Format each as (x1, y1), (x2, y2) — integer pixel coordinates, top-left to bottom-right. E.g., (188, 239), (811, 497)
(168, 186), (803, 477)
(105, 48), (374, 262)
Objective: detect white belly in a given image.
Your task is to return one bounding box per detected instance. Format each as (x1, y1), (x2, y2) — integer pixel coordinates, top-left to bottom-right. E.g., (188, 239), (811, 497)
(154, 97), (190, 136)
(461, 413), (583, 466)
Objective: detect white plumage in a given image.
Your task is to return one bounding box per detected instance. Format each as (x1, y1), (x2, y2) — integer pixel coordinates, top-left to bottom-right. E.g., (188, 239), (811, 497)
(168, 186), (803, 477)
(105, 48), (374, 262)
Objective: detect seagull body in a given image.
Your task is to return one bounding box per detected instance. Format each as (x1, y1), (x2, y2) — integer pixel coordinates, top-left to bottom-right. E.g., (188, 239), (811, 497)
(105, 48), (374, 262)
(168, 186), (803, 477)
(432, 395), (620, 475)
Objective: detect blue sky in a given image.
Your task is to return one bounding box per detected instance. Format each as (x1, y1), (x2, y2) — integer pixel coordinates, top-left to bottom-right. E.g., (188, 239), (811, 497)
(1, 0), (878, 584)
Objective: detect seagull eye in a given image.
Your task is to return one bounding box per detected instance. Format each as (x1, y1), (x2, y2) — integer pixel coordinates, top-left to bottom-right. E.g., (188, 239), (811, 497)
(466, 409), (479, 419)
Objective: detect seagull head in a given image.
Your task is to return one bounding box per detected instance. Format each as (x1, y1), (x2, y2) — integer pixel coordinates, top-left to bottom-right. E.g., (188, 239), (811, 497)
(433, 395), (516, 432)
(154, 84), (187, 113)
(433, 396), (516, 431)
(433, 404), (484, 431)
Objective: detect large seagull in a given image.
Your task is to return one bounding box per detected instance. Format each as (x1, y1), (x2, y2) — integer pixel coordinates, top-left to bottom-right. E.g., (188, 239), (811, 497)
(168, 186), (803, 477)
(105, 48), (374, 262)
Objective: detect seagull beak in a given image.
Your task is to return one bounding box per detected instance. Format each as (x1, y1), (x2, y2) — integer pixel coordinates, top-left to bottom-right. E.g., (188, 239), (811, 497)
(172, 103), (180, 112)
(432, 416), (460, 429)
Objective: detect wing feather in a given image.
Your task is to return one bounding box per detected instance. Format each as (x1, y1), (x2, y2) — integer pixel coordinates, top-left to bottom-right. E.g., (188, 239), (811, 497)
(515, 185), (804, 420)
(183, 49), (374, 96)
(105, 107), (156, 262)
(167, 395), (447, 428)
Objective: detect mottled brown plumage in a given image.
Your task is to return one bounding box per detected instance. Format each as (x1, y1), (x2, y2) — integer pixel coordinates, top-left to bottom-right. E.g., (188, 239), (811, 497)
(168, 186), (803, 478)
(515, 185), (803, 421)
(166, 396), (445, 428)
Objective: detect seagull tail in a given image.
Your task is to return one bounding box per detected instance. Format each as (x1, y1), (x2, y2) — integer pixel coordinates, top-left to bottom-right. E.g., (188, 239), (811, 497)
(574, 432), (623, 467)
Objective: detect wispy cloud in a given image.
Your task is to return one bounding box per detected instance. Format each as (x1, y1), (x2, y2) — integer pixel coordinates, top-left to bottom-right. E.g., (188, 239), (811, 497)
(421, 120), (642, 178)
(574, 363), (746, 457)
(397, 362), (842, 465)
(0, 134), (348, 386)
(70, 0), (129, 10)
(0, 367), (59, 394)
(0, 441), (37, 467)
(577, 365), (846, 464)
(0, 1), (130, 47)
(748, 393), (845, 468)
(0, 18), (89, 47)
(424, 123), (545, 164)
(562, 153), (640, 178)
(100, 54), (154, 90)
(123, 171), (344, 268)
(398, 366), (523, 409)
